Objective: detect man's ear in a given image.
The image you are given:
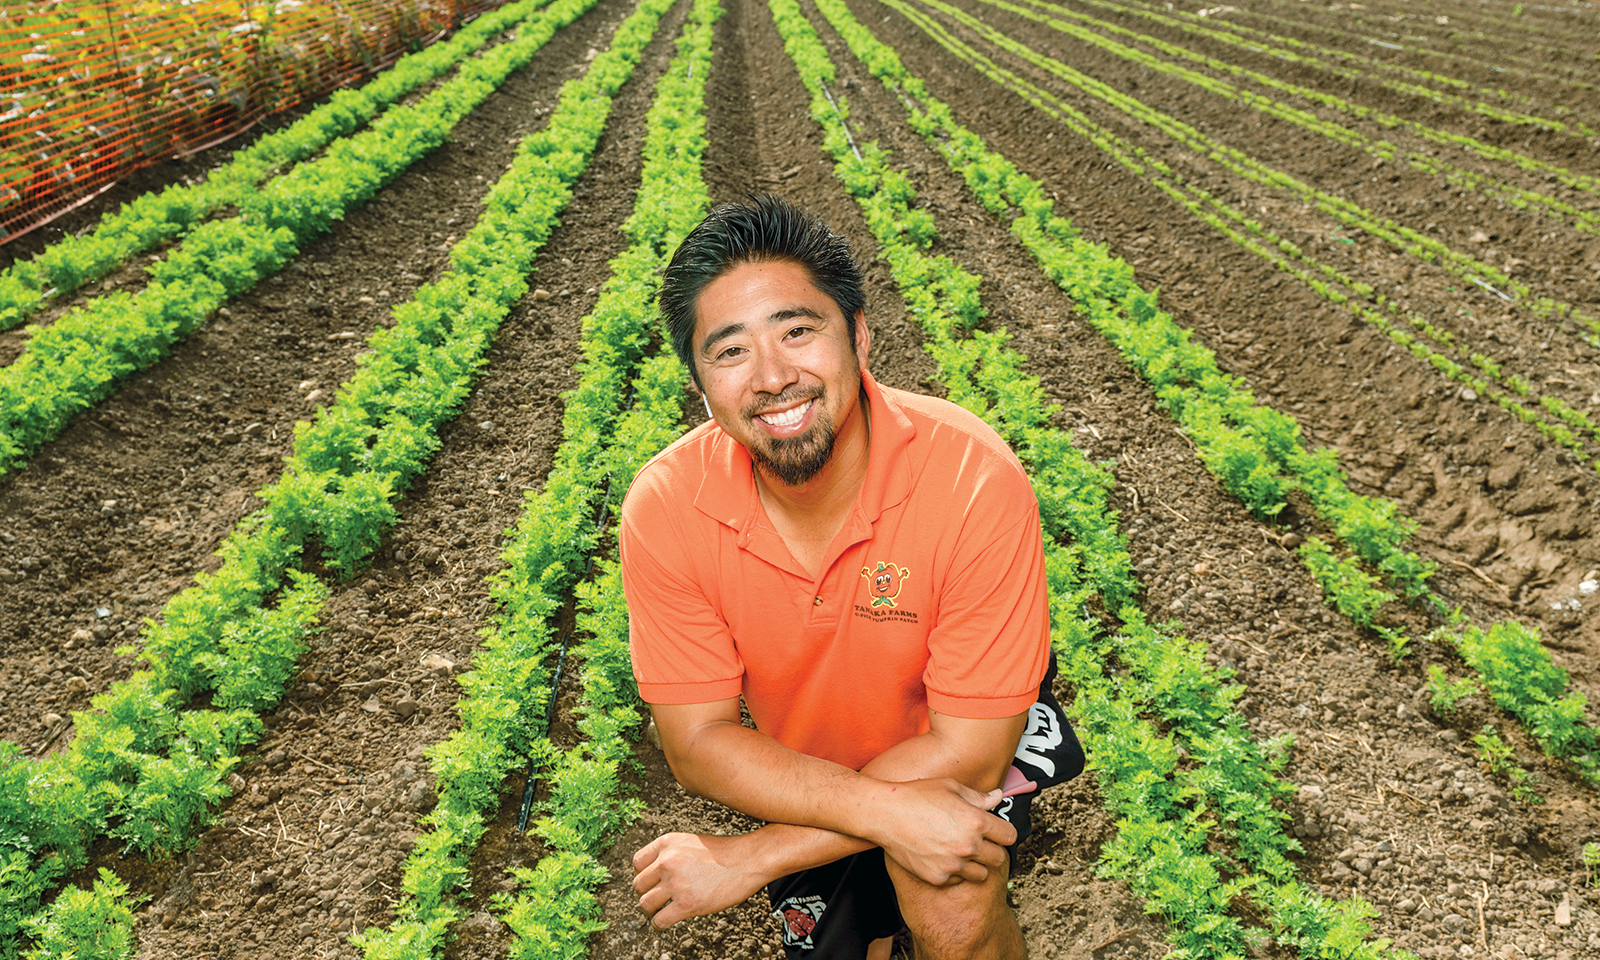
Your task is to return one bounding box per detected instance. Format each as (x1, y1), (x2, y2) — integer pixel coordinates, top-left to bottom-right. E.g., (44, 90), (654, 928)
(853, 310), (871, 371)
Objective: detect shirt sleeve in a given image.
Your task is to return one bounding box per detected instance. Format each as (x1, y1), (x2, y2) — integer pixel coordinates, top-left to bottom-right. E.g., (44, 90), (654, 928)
(619, 479), (745, 705)
(922, 475), (1051, 720)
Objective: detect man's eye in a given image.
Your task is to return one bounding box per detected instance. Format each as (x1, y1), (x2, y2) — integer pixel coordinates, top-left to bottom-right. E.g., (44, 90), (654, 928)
(717, 346), (744, 361)
(787, 326), (811, 338)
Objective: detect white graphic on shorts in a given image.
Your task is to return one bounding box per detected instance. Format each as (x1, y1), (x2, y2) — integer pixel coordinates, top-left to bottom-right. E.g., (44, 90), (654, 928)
(994, 795), (1016, 823)
(1015, 701), (1064, 776)
(774, 894), (826, 950)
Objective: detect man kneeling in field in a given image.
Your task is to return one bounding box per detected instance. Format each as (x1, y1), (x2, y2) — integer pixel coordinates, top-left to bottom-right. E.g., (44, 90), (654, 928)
(621, 195), (1082, 959)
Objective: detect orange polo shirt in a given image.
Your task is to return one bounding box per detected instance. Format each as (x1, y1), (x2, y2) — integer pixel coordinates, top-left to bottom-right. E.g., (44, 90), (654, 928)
(619, 372), (1050, 772)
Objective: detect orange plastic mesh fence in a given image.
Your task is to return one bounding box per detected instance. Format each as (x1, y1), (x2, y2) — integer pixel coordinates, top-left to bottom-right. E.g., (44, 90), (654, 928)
(1, 0), (512, 245)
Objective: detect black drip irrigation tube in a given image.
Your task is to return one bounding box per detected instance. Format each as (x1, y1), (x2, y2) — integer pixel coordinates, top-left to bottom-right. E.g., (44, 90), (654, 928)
(516, 385), (635, 832)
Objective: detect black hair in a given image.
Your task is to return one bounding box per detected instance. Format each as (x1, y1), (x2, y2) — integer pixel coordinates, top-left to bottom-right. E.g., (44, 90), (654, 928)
(659, 194), (865, 386)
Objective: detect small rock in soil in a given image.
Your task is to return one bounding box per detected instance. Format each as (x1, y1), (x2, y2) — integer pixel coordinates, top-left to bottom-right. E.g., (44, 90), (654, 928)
(406, 783), (436, 813)
(422, 653), (455, 676)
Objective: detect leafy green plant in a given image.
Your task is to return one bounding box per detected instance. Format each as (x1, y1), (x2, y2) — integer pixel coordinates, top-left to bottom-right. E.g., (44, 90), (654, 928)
(19, 869), (141, 960)
(1583, 842), (1600, 886)
(1449, 623), (1598, 779)
(1379, 626), (1411, 662)
(197, 570), (328, 712)
(1426, 665), (1480, 718)
(0, 849), (48, 960)
(1299, 537), (1394, 628)
(106, 751), (234, 858)
(1473, 727), (1542, 804)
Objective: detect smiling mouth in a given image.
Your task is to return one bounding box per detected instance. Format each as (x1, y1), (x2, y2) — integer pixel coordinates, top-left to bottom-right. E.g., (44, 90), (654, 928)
(756, 398), (814, 428)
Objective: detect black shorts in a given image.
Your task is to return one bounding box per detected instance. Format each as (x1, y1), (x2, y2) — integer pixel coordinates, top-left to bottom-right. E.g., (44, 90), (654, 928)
(768, 848), (903, 957)
(764, 656), (1083, 958)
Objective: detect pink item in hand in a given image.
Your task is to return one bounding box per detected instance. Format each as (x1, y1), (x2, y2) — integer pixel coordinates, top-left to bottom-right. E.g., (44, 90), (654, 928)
(1000, 764), (1037, 798)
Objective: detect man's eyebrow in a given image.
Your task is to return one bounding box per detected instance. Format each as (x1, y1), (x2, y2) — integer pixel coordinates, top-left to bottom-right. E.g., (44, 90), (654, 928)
(698, 306), (826, 357)
(698, 321), (746, 358)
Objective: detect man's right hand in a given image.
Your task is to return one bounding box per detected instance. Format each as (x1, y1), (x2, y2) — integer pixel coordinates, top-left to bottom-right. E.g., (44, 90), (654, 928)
(867, 777), (1017, 886)
(633, 832), (773, 929)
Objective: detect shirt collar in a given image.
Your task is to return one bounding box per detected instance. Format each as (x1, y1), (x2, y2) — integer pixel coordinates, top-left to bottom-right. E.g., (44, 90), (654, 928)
(693, 370), (915, 540)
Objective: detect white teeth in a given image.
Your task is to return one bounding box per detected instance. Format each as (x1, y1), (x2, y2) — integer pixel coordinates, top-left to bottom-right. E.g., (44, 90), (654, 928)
(759, 400), (811, 427)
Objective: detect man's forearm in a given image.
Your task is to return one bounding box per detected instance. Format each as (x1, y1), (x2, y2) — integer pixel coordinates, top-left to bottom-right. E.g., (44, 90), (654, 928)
(696, 720), (1014, 883)
(674, 716), (1005, 829)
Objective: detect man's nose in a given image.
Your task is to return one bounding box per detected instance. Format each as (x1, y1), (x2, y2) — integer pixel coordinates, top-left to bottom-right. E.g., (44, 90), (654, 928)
(751, 344), (798, 395)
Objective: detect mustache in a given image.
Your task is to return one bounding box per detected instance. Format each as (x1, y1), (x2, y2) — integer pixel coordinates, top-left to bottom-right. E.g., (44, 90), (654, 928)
(741, 386), (824, 421)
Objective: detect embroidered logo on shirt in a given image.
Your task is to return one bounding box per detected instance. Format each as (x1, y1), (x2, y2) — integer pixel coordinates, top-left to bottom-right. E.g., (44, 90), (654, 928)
(860, 560), (910, 608)
(773, 894), (826, 950)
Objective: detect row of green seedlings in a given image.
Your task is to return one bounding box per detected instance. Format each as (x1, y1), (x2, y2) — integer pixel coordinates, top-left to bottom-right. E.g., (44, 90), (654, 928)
(0, 0), (555, 334)
(1129, 0), (1600, 138)
(1139, 0), (1600, 116)
(882, 0), (1600, 468)
(1070, 0), (1600, 194)
(1214, 0), (1595, 83)
(0, 0), (641, 951)
(775, 0), (1410, 955)
(490, 7), (722, 951)
(1181, 0), (1596, 94)
(992, 0), (1600, 236)
(1315, 0), (1597, 65)
(0, 0), (604, 479)
(491, 360), (691, 960)
(833, 0), (1600, 787)
(905, 0), (1600, 338)
(351, 0), (708, 953)
(1100, 0), (1592, 124)
(1396, 0), (1591, 35)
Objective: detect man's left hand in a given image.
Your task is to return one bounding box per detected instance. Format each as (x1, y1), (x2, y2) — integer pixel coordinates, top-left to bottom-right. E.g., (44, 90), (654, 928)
(632, 832), (772, 929)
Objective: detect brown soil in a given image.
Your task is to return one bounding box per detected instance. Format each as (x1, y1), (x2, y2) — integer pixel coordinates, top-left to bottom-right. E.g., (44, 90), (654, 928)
(3, 0), (1599, 958)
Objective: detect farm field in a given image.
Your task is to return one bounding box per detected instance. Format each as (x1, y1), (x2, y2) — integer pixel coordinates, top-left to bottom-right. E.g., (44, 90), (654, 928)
(1, 0), (1599, 958)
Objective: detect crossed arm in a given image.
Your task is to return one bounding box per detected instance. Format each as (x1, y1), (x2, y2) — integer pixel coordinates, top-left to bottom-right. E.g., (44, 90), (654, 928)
(632, 695), (1027, 929)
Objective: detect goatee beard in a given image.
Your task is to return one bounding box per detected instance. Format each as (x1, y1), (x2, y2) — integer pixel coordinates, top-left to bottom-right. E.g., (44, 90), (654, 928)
(747, 388), (835, 487)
